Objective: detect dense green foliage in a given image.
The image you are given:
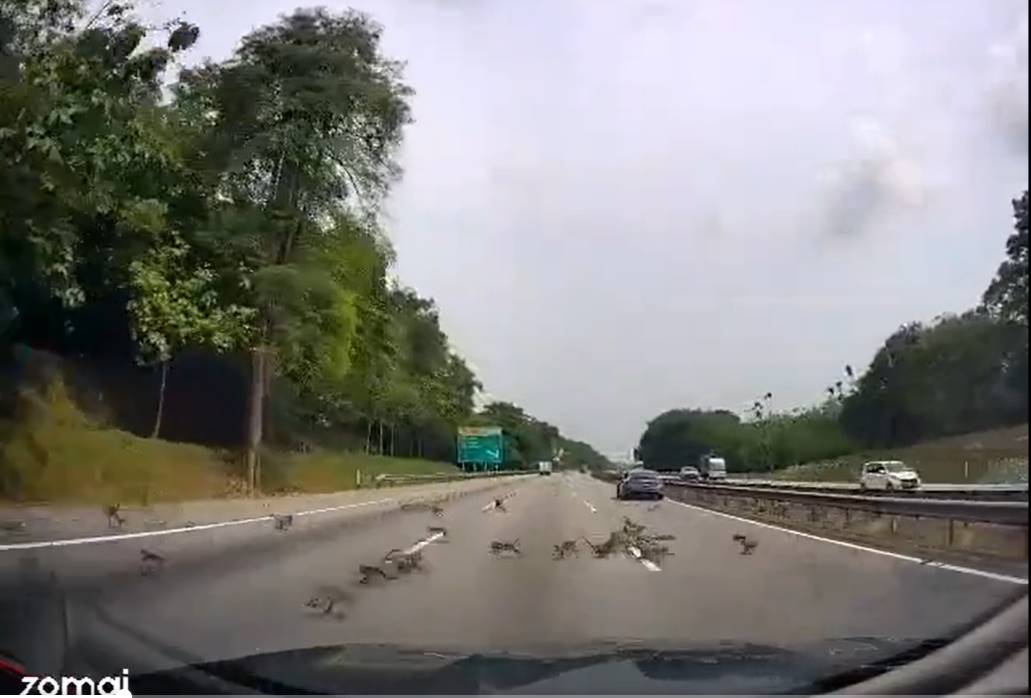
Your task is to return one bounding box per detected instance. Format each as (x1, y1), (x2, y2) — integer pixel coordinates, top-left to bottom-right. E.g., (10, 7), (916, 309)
(638, 191), (1029, 471)
(637, 406), (853, 472)
(463, 400), (609, 471)
(0, 1), (610, 489)
(840, 192), (1029, 448)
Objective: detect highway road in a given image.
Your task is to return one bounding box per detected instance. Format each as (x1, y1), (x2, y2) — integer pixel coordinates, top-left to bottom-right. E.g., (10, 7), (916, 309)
(1, 472), (1027, 692)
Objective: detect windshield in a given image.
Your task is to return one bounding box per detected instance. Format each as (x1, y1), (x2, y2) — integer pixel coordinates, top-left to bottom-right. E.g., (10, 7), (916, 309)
(0, 0), (1027, 695)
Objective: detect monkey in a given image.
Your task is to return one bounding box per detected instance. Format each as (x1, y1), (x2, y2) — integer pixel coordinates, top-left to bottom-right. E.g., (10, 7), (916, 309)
(581, 532), (622, 558)
(489, 539), (521, 556)
(358, 564), (390, 584)
(383, 548), (423, 574)
(639, 542), (673, 563)
(272, 514), (293, 531)
(621, 517), (646, 538)
(492, 498), (507, 512)
(140, 549), (165, 576)
(552, 540), (579, 559)
(732, 533), (758, 555)
(305, 585), (352, 618)
(105, 504), (126, 529)
(430, 505), (445, 517)
(0, 520), (26, 533)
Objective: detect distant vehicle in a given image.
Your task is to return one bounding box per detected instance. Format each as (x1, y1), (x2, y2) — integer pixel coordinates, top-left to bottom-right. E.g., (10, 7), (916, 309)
(679, 466), (701, 482)
(697, 454), (727, 481)
(537, 461), (553, 476)
(859, 460), (921, 491)
(616, 469), (663, 500)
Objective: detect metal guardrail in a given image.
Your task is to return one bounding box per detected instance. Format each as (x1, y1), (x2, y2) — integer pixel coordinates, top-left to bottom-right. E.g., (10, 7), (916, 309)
(666, 482), (1029, 526)
(721, 478), (1028, 500)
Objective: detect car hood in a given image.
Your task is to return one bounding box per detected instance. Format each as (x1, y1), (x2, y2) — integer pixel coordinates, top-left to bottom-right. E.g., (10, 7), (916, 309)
(128, 638), (952, 695)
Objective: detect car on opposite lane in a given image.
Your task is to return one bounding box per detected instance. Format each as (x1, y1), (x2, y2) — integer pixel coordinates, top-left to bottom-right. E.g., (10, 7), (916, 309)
(679, 466), (701, 482)
(859, 460), (922, 491)
(616, 469), (664, 500)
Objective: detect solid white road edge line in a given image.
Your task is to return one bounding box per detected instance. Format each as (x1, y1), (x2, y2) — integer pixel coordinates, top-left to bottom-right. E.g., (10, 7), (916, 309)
(583, 499), (597, 513)
(667, 499), (1028, 585)
(0, 497), (397, 552)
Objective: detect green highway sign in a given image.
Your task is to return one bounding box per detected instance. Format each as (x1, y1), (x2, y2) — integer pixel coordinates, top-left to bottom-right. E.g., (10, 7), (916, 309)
(457, 426), (504, 466)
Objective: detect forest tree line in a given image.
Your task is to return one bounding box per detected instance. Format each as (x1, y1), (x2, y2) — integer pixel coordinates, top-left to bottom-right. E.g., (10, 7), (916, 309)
(638, 191), (1029, 472)
(0, 1), (610, 485)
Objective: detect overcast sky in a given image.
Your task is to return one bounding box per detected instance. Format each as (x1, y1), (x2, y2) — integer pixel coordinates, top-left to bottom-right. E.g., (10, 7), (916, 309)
(142, 0), (1028, 455)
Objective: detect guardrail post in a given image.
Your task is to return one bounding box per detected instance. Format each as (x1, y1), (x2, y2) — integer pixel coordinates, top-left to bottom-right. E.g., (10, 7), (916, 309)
(947, 518), (955, 548)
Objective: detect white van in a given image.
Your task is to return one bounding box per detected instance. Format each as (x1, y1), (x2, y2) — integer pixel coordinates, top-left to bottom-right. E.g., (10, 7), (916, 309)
(698, 455), (727, 481)
(537, 461), (553, 476)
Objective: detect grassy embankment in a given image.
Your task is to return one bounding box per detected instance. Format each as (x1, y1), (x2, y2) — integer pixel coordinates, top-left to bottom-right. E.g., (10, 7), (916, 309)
(758, 425), (1028, 484)
(0, 379), (458, 505)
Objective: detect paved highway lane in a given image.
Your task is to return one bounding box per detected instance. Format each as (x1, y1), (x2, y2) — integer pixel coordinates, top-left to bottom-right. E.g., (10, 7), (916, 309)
(1, 472), (1026, 683)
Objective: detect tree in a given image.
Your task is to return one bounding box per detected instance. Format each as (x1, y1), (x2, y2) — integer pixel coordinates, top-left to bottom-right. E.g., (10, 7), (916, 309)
(637, 409), (741, 470)
(840, 312), (1027, 446)
(0, 0), (203, 356)
(982, 191), (1029, 326)
(126, 228), (253, 436)
(182, 8), (412, 491)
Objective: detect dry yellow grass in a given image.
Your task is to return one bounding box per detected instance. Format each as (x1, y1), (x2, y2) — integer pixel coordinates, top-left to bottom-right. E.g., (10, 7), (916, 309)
(767, 424), (1029, 483)
(0, 378), (460, 504)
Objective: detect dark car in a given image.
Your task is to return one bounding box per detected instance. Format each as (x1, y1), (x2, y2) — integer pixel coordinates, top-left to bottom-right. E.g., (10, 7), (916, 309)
(616, 469), (664, 500)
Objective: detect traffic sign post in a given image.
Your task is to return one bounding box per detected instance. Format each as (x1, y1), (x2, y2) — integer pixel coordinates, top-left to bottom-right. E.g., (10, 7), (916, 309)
(457, 426), (504, 471)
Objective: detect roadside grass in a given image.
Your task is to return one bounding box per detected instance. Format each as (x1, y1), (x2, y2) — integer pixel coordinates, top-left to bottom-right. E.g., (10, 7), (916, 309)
(0, 378), (460, 505)
(759, 424), (1029, 484)
(260, 449), (456, 494)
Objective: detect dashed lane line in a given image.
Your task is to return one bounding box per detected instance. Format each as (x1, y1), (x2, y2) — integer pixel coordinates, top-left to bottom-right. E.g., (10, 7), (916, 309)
(583, 499), (597, 514)
(405, 531), (446, 554)
(666, 499), (1028, 586)
(626, 544), (662, 572)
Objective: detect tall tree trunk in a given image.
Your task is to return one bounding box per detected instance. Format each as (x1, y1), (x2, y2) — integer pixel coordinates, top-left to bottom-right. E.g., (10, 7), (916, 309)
(364, 419), (373, 454)
(245, 348), (265, 496)
(150, 360), (169, 439)
(240, 156), (301, 496)
(378, 420), (384, 455)
(389, 424), (395, 456)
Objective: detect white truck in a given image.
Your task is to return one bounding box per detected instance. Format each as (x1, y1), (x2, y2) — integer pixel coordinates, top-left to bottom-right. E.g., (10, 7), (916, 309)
(697, 454), (727, 481)
(537, 460), (553, 476)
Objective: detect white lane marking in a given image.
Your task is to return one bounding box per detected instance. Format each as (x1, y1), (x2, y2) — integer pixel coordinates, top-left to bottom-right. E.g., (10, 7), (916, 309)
(626, 544), (662, 572)
(404, 531), (446, 554)
(481, 501), (496, 512)
(0, 497), (397, 552)
(583, 499), (597, 514)
(667, 499), (1028, 585)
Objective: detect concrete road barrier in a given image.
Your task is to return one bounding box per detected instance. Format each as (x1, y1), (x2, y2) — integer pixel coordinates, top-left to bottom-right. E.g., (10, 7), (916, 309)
(664, 483), (1028, 562)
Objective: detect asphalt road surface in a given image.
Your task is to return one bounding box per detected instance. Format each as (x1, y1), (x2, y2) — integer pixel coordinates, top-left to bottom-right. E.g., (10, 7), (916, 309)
(1, 472), (1026, 684)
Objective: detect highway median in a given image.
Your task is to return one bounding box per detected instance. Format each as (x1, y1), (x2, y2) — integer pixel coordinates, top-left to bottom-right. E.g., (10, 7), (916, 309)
(661, 481), (1028, 568)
